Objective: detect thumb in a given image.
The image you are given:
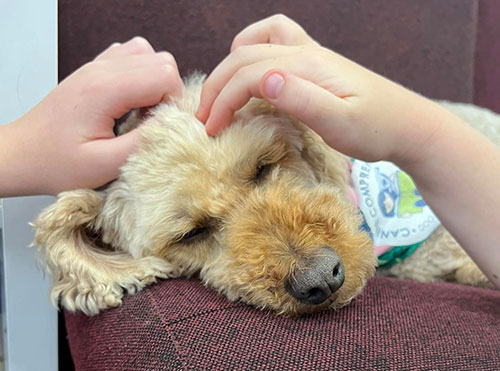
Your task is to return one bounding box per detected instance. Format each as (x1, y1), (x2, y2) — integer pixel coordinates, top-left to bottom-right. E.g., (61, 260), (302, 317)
(259, 71), (348, 143)
(85, 128), (142, 185)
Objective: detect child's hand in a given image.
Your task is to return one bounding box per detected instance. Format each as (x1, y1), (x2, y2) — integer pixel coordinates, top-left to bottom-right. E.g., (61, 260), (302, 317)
(197, 14), (448, 167)
(199, 15), (500, 289)
(1, 37), (184, 196)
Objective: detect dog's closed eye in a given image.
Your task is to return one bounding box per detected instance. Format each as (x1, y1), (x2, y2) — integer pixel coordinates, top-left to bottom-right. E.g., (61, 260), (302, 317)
(179, 226), (210, 244)
(254, 163), (273, 183)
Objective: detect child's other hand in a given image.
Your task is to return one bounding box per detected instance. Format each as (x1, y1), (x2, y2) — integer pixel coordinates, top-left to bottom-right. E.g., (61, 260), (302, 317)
(8, 37), (184, 195)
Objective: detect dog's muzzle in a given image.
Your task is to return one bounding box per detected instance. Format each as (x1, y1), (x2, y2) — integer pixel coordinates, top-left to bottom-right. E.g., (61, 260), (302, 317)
(284, 247), (345, 305)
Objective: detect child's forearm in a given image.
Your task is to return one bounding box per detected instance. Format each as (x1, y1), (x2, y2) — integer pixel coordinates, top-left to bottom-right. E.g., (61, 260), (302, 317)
(401, 107), (500, 288)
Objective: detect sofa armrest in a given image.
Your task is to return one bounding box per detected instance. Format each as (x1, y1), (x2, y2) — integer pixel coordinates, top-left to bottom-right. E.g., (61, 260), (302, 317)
(65, 277), (500, 370)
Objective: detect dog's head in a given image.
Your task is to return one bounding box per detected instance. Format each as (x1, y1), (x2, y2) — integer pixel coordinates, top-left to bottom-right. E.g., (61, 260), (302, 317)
(35, 74), (375, 316)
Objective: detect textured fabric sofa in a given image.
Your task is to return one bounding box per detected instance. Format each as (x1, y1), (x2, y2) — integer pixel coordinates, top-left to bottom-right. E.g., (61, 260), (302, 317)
(66, 278), (500, 370)
(59, 1), (500, 369)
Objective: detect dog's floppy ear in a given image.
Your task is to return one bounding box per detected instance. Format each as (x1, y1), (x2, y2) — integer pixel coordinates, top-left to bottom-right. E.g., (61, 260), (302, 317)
(238, 99), (350, 191)
(33, 187), (174, 315)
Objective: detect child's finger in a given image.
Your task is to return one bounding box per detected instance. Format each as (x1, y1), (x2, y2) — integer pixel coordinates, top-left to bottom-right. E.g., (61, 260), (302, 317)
(197, 44), (302, 122)
(94, 36), (156, 61)
(82, 128), (142, 187)
(77, 51), (181, 119)
(94, 42), (122, 61)
(258, 71), (350, 148)
(204, 54), (344, 136)
(99, 63), (184, 120)
(103, 50), (177, 70)
(204, 66), (264, 136)
(230, 14), (316, 52)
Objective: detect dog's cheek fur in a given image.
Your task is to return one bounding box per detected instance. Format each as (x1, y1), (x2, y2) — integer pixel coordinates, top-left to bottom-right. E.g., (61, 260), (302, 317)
(297, 124), (351, 191)
(155, 237), (227, 279)
(203, 177), (376, 316)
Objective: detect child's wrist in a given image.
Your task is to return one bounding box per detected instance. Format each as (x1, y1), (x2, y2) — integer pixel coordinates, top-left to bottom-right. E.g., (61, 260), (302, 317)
(392, 98), (464, 176)
(0, 114), (49, 196)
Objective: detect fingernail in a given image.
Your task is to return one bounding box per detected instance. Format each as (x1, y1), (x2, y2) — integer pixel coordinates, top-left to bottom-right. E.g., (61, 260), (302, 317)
(264, 73), (284, 99)
(205, 121), (216, 137)
(196, 103), (209, 122)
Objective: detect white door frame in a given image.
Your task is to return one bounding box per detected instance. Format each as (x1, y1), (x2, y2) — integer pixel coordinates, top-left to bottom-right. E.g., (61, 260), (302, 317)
(0, 1), (58, 370)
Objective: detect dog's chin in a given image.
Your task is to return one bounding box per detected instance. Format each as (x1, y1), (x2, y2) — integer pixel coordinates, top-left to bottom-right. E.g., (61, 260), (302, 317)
(282, 283), (369, 316)
(254, 296), (345, 317)
(277, 283), (369, 316)
(211, 274), (370, 317)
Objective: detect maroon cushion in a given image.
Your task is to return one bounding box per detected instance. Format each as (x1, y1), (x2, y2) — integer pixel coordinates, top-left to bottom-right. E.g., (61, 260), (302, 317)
(65, 277), (500, 370)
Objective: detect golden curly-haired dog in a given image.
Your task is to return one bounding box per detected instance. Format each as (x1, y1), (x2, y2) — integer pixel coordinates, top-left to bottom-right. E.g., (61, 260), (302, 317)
(33, 75), (497, 316)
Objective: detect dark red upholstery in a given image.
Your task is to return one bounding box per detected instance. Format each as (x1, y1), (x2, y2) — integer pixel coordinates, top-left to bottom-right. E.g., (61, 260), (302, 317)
(66, 277), (500, 370)
(59, 1), (500, 369)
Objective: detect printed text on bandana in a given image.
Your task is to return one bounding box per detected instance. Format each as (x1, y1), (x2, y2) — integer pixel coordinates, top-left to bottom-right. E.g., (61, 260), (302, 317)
(351, 160), (440, 246)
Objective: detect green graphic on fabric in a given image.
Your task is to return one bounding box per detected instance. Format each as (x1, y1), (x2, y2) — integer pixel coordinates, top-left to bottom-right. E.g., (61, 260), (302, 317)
(377, 242), (423, 268)
(397, 171), (423, 217)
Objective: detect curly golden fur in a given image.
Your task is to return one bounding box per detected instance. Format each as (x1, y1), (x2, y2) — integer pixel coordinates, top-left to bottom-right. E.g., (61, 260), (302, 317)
(33, 75), (497, 316)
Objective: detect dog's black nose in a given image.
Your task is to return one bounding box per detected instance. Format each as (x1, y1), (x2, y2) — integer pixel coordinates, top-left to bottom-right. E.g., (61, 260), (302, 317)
(285, 247), (344, 305)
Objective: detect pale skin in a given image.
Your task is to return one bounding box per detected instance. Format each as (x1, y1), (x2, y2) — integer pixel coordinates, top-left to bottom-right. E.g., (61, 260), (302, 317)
(0, 37), (184, 196)
(196, 14), (500, 288)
